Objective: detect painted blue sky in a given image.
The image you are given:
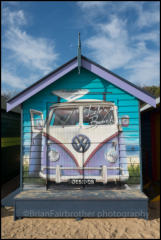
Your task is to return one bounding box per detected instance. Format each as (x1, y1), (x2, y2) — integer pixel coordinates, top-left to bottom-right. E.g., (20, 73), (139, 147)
(2, 1), (160, 94)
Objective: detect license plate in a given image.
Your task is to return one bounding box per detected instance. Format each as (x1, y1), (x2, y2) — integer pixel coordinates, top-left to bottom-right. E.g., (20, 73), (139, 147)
(69, 179), (96, 185)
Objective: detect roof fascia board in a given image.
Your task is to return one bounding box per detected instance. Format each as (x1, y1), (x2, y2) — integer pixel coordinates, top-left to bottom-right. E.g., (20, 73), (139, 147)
(82, 55), (156, 99)
(140, 97), (160, 112)
(7, 58), (78, 112)
(82, 58), (156, 108)
(140, 103), (152, 112)
(7, 55), (156, 112)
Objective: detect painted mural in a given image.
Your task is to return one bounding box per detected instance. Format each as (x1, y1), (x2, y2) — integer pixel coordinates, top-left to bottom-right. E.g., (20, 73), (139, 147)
(23, 68), (140, 188)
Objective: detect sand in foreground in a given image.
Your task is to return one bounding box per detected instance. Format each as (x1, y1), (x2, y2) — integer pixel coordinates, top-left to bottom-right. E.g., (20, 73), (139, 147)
(1, 202), (160, 239)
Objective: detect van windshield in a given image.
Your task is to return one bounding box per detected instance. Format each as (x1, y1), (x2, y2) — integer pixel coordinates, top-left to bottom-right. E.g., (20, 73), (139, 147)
(50, 108), (79, 126)
(83, 106), (115, 125)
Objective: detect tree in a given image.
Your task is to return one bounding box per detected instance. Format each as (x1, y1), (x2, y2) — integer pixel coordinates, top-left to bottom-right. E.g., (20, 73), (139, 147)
(140, 85), (160, 107)
(141, 85), (160, 98)
(1, 90), (19, 100)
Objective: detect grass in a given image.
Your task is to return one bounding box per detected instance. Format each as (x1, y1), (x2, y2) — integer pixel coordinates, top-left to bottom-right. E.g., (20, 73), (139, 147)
(23, 163), (141, 185)
(126, 164), (140, 184)
(23, 164), (46, 185)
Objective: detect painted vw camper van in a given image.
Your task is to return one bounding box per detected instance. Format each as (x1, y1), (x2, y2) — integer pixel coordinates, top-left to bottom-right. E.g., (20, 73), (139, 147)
(29, 100), (129, 184)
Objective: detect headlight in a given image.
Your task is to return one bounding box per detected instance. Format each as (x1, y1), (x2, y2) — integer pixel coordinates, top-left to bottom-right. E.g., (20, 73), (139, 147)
(48, 150), (60, 161)
(105, 147), (118, 163)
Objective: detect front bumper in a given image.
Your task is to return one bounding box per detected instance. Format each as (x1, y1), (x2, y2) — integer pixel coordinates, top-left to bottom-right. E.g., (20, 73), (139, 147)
(39, 171), (129, 183)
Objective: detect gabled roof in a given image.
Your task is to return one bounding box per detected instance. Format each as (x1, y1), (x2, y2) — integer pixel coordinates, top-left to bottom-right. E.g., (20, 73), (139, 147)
(7, 55), (156, 112)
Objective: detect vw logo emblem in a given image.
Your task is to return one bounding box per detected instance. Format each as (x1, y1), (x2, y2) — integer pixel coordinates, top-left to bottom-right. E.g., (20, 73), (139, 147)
(72, 134), (90, 153)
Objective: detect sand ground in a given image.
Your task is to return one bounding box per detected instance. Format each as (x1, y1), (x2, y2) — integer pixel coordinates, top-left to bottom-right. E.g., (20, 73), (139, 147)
(1, 201), (160, 239)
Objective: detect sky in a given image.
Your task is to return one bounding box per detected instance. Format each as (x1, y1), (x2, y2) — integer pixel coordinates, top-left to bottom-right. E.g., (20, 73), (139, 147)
(1, 1), (160, 95)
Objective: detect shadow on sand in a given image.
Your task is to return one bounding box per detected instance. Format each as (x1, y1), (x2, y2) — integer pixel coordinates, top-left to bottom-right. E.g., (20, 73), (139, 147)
(1, 207), (14, 218)
(148, 201), (160, 220)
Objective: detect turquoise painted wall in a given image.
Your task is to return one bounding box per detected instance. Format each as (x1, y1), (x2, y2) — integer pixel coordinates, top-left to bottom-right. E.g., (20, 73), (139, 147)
(22, 67), (140, 187)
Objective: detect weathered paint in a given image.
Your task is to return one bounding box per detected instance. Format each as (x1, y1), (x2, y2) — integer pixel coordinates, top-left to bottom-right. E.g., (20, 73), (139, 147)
(22, 67), (141, 188)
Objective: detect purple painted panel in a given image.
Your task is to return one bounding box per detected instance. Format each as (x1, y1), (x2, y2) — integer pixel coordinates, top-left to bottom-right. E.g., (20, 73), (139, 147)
(29, 133), (42, 176)
(85, 133), (128, 177)
(41, 136), (80, 176)
(82, 58), (156, 107)
(30, 133), (129, 179)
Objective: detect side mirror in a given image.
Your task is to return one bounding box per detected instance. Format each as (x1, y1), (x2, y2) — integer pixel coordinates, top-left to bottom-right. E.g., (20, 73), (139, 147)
(121, 115), (129, 127)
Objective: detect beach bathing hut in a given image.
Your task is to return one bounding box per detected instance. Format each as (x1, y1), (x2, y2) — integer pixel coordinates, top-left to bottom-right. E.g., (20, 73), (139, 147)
(1, 96), (21, 184)
(6, 42), (156, 219)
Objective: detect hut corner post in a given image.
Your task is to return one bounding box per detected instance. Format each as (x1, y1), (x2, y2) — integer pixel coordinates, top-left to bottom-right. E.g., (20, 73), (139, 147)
(20, 105), (23, 190)
(139, 101), (143, 192)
